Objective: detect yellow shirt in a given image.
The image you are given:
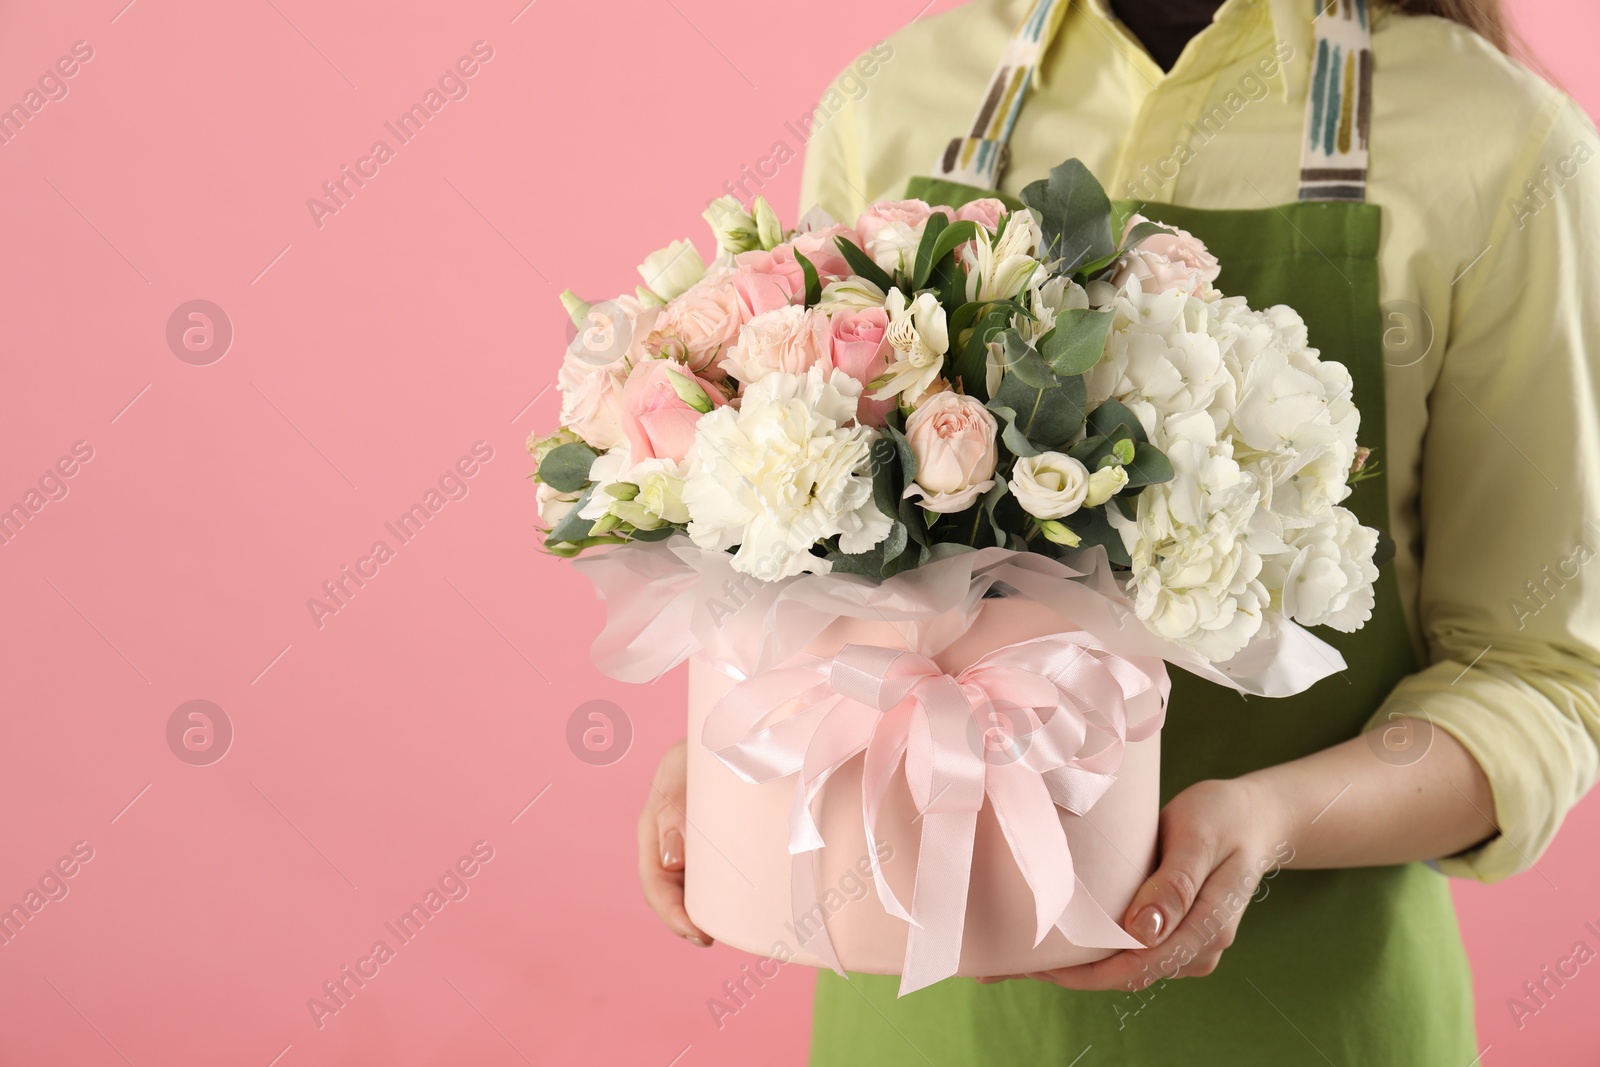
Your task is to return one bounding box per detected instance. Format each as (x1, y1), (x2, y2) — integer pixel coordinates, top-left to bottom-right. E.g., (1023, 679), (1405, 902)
(800, 0), (1600, 882)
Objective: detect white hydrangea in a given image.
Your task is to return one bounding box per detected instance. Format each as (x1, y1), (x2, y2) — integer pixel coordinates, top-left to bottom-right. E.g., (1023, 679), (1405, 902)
(1091, 279), (1380, 661)
(682, 366), (891, 581)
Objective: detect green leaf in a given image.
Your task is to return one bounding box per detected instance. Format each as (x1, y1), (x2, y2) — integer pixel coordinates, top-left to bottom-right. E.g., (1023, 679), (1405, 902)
(991, 367), (1087, 453)
(950, 301), (1016, 401)
(628, 526), (676, 542)
(995, 331), (1057, 390)
(914, 219), (980, 290)
(1086, 399), (1148, 443)
(979, 480), (1016, 550)
(932, 255), (967, 309)
(879, 521), (909, 569)
(1018, 159), (1116, 274)
(1121, 219), (1176, 251)
(986, 402), (1041, 458)
(1068, 430), (1133, 469)
(545, 485), (597, 543)
(539, 442), (599, 493)
(909, 212), (950, 290)
(794, 249), (822, 307)
(869, 436), (902, 523)
(1064, 506), (1130, 567)
(1123, 442), (1175, 487)
(1080, 220), (1181, 278)
(1038, 308), (1113, 376)
(835, 235), (895, 293)
(886, 425), (918, 487)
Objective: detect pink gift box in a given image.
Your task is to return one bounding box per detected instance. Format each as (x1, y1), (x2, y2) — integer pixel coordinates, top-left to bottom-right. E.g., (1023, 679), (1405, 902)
(683, 595), (1164, 984)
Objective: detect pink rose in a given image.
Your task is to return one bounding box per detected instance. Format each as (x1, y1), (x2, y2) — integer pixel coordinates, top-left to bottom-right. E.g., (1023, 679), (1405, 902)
(955, 198), (1009, 231)
(720, 305), (833, 385)
(557, 353), (628, 450)
(731, 250), (803, 320)
(1111, 213), (1221, 295)
(827, 307), (894, 427)
(619, 358), (727, 464)
(786, 224), (859, 280)
(902, 391), (998, 513)
(855, 199), (951, 240)
(653, 278), (743, 375)
(855, 199), (955, 274)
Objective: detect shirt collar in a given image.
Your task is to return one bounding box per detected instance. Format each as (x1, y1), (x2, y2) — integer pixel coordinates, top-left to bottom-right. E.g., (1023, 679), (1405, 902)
(1067, 0), (1315, 101)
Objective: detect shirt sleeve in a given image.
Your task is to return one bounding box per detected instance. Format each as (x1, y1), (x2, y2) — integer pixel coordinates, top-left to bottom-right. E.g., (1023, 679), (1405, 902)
(798, 68), (871, 227)
(1366, 95), (1600, 882)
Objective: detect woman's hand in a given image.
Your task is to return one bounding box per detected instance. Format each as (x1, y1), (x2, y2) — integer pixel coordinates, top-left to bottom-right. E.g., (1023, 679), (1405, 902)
(979, 724), (1497, 990)
(637, 739), (712, 947)
(979, 777), (1288, 990)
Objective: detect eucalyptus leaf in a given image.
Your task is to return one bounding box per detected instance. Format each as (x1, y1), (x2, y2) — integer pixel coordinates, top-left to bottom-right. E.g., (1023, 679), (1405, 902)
(545, 485), (597, 543)
(628, 526), (675, 542)
(1018, 159), (1116, 274)
(987, 402), (1042, 458)
(1065, 506), (1130, 567)
(1086, 399), (1148, 443)
(1038, 308), (1113, 376)
(539, 442), (599, 493)
(992, 367), (1087, 453)
(1123, 442), (1175, 487)
(998, 331), (1058, 389)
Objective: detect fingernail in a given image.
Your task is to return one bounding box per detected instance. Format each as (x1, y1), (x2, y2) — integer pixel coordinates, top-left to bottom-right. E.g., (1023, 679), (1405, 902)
(685, 933), (709, 947)
(1131, 905), (1165, 947)
(661, 828), (684, 869)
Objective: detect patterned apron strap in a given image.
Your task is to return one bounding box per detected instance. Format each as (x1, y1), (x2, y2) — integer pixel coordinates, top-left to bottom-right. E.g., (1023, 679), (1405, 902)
(930, 0), (1068, 190)
(1298, 0), (1374, 202)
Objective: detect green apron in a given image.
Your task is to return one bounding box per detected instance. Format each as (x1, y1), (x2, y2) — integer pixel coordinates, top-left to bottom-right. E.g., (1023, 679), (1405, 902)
(810, 5), (1478, 1065)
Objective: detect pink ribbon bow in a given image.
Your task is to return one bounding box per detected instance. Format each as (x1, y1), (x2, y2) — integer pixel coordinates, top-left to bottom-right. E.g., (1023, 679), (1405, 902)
(703, 630), (1168, 995)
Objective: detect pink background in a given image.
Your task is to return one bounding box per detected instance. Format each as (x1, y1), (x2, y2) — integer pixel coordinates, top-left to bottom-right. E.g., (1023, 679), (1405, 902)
(0, 1), (1594, 1064)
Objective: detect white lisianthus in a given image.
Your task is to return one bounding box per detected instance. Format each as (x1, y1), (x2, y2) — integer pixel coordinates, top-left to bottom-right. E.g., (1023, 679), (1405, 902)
(874, 288), (949, 403)
(963, 212), (1041, 302)
(862, 221), (925, 276)
(1084, 464), (1129, 507)
(753, 197), (785, 250)
(638, 240), (707, 302)
(702, 196), (761, 257)
(610, 459), (692, 530)
(682, 366), (891, 580)
(536, 482), (582, 527)
(1009, 452), (1091, 520)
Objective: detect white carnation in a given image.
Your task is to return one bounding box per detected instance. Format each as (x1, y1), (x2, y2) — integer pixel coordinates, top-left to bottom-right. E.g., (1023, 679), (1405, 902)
(682, 366), (891, 581)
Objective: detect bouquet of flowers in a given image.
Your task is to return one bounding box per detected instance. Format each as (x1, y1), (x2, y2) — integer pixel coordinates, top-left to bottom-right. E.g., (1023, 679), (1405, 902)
(534, 160), (1379, 661)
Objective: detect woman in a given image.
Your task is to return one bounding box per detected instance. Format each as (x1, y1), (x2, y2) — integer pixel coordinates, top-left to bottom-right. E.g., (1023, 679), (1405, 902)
(639, 0), (1600, 1061)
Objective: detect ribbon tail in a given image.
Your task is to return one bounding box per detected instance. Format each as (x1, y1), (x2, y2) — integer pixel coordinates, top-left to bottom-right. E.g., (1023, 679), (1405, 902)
(1055, 874), (1143, 950)
(790, 849), (846, 975)
(986, 763), (1075, 948)
(861, 706), (915, 924)
(897, 810), (979, 996)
